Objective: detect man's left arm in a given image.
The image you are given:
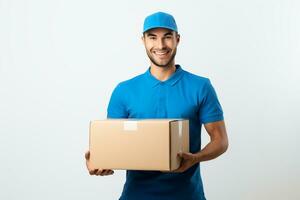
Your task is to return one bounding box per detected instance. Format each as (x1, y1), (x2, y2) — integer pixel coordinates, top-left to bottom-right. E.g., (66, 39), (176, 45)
(174, 120), (228, 172)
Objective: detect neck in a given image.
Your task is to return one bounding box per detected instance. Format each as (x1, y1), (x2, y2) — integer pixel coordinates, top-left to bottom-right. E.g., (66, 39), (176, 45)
(150, 62), (176, 81)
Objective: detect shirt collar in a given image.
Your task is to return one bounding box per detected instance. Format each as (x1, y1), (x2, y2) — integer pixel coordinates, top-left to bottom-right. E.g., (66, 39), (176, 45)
(144, 64), (184, 88)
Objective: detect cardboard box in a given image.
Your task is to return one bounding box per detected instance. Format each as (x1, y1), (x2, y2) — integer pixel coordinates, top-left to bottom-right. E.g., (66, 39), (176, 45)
(89, 119), (189, 171)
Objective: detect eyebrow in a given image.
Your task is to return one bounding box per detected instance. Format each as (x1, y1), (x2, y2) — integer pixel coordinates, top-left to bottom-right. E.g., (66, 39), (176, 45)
(146, 32), (174, 37)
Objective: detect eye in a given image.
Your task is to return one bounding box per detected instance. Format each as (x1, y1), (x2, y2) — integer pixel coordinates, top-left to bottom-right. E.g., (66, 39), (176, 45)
(149, 36), (156, 40)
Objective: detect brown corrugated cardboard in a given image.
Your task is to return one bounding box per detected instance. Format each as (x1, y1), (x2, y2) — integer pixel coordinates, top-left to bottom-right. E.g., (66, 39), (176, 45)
(89, 119), (189, 171)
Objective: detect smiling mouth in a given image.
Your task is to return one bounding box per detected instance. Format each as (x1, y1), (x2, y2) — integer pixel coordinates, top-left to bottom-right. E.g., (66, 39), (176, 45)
(153, 50), (170, 57)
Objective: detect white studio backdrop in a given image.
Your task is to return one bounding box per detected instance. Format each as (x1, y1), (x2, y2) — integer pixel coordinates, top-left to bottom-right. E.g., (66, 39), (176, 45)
(0, 0), (299, 199)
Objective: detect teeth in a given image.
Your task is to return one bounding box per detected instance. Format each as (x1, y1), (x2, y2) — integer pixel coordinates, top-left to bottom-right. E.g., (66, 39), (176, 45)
(155, 51), (168, 55)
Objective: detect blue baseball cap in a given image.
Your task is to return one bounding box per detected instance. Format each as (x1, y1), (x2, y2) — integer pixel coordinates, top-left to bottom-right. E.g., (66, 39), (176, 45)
(143, 12), (178, 33)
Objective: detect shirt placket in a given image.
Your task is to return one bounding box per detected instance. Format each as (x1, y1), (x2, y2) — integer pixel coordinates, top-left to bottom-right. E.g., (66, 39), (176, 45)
(157, 83), (168, 118)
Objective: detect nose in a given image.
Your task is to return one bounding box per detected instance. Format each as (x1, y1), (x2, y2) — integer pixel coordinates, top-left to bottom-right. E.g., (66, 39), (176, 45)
(157, 38), (166, 49)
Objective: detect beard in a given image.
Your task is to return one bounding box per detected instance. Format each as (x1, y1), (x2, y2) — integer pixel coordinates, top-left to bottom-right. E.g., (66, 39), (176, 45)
(146, 47), (177, 68)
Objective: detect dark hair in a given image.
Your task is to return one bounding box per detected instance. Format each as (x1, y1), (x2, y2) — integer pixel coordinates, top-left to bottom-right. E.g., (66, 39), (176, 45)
(142, 30), (179, 37)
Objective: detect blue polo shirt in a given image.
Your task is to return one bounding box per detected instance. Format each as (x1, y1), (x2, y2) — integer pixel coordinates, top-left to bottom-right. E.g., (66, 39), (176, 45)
(107, 65), (224, 200)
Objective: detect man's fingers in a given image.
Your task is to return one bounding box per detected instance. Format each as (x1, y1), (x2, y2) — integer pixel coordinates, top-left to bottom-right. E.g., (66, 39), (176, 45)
(172, 168), (181, 173)
(89, 169), (97, 175)
(173, 166), (185, 173)
(85, 151), (90, 160)
(108, 170), (114, 175)
(101, 170), (110, 176)
(95, 169), (114, 176)
(172, 158), (188, 173)
(101, 170), (114, 176)
(105, 170), (114, 175)
(95, 169), (103, 176)
(178, 152), (191, 160)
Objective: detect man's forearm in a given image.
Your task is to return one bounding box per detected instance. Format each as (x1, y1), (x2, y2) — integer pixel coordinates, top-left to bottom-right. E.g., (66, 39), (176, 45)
(195, 138), (228, 162)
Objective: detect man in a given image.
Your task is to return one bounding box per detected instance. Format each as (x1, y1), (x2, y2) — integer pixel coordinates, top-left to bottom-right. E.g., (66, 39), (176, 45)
(85, 11), (228, 200)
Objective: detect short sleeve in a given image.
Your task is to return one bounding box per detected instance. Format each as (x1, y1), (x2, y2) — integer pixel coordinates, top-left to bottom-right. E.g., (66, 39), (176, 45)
(199, 79), (224, 124)
(107, 83), (128, 119)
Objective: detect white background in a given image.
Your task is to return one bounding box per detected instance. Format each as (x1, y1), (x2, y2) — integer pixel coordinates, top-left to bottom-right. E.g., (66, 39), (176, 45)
(0, 0), (299, 199)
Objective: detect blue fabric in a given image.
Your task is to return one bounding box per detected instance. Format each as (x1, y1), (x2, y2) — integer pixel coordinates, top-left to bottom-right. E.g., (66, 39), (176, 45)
(143, 12), (178, 33)
(107, 65), (224, 200)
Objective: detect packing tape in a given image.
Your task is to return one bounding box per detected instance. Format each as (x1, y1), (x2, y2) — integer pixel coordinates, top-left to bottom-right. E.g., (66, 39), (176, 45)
(178, 121), (183, 153)
(123, 121), (138, 131)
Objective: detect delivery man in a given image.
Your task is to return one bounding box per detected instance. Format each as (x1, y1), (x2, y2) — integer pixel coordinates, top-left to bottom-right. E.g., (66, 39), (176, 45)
(85, 11), (229, 200)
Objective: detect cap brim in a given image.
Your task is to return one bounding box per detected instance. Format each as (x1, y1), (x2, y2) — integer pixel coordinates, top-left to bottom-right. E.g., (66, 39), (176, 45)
(143, 26), (178, 33)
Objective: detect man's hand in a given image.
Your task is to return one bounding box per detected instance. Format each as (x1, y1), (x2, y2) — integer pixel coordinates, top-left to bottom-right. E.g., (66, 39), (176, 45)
(172, 152), (198, 173)
(85, 151), (114, 176)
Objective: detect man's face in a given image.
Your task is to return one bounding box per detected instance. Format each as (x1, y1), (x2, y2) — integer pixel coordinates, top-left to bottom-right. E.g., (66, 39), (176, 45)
(142, 28), (180, 68)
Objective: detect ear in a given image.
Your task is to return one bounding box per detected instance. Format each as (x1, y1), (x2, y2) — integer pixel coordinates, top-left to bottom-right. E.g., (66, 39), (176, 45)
(176, 34), (180, 44)
(141, 35), (145, 44)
